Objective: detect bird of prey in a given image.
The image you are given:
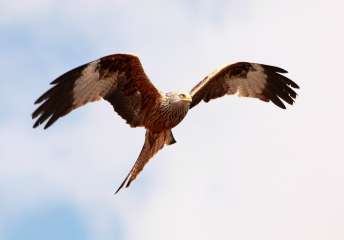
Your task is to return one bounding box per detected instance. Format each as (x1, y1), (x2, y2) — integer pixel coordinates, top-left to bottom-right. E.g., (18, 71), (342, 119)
(32, 53), (299, 193)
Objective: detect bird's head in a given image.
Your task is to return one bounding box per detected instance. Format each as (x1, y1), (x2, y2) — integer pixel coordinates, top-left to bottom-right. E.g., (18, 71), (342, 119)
(165, 91), (192, 105)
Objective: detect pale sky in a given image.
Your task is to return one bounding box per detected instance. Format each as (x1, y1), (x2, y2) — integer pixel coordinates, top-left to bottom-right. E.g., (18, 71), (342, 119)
(1, 1), (344, 240)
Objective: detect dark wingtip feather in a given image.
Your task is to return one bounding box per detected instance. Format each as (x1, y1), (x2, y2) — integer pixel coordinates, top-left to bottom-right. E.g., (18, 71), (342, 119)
(43, 115), (59, 129)
(50, 77), (61, 85)
(269, 69), (299, 90)
(261, 64), (288, 73)
(50, 63), (88, 85)
(32, 106), (42, 119)
(33, 120), (40, 128)
(34, 87), (57, 104)
(32, 66), (80, 129)
(289, 81), (299, 89)
(34, 98), (42, 105)
(260, 64), (300, 109)
(271, 95), (286, 109)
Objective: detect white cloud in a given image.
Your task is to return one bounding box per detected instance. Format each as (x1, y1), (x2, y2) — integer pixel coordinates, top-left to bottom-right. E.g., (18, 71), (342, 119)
(1, 0), (344, 239)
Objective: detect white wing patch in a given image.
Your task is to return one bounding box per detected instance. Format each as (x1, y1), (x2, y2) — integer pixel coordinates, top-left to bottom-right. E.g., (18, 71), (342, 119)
(225, 63), (267, 98)
(72, 60), (120, 107)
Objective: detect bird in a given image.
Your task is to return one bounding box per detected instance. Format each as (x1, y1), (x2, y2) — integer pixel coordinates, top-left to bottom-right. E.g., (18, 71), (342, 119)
(32, 53), (299, 193)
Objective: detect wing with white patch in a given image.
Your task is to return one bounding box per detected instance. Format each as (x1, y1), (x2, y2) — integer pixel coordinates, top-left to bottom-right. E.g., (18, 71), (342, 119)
(189, 62), (299, 109)
(32, 54), (161, 129)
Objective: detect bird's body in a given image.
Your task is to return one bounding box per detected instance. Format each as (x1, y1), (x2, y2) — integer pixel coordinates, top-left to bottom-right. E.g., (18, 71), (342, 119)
(32, 53), (299, 193)
(146, 92), (192, 132)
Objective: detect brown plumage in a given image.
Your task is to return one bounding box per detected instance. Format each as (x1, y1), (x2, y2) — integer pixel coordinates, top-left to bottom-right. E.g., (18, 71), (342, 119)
(32, 53), (299, 193)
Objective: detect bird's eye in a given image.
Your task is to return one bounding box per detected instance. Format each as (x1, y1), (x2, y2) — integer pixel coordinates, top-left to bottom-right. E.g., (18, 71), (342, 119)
(179, 93), (186, 98)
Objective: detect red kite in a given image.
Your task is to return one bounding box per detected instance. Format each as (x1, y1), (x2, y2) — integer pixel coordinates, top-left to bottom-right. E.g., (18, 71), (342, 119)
(32, 54), (299, 193)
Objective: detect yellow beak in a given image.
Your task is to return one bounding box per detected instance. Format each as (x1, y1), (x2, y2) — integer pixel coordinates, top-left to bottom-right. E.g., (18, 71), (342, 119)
(182, 95), (192, 102)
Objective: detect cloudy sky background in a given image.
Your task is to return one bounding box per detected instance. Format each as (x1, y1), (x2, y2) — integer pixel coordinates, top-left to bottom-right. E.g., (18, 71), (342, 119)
(1, 0), (344, 239)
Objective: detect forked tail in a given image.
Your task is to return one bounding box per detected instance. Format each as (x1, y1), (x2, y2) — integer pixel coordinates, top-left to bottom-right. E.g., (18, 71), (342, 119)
(115, 129), (176, 194)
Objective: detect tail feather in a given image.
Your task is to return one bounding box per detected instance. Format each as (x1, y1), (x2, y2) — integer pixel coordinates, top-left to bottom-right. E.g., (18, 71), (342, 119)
(115, 129), (175, 194)
(166, 130), (176, 145)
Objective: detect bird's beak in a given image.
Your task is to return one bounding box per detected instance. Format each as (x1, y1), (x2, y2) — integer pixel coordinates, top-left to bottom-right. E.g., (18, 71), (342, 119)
(182, 95), (192, 102)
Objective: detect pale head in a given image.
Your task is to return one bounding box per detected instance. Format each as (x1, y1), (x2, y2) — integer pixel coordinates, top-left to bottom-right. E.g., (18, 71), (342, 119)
(160, 91), (192, 128)
(165, 91), (192, 104)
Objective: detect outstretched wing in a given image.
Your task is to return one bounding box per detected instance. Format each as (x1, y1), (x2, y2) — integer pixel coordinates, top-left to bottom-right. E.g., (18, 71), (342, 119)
(115, 130), (172, 194)
(32, 54), (161, 129)
(190, 62), (299, 109)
